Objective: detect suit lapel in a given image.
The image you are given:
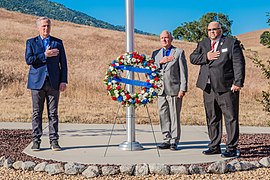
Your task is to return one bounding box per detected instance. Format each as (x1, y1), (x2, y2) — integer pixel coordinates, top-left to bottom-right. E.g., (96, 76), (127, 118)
(206, 38), (211, 52)
(155, 49), (163, 69)
(49, 36), (56, 48)
(35, 36), (45, 51)
(217, 37), (225, 52)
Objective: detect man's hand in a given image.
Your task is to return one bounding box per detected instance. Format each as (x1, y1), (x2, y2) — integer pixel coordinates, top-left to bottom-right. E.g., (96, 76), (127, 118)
(160, 55), (174, 64)
(207, 50), (220, 61)
(178, 90), (185, 98)
(45, 46), (59, 57)
(231, 84), (241, 92)
(59, 83), (67, 92)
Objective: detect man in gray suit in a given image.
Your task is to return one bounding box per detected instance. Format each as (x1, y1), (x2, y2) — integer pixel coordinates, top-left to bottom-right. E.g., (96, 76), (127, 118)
(152, 30), (188, 151)
(190, 21), (245, 158)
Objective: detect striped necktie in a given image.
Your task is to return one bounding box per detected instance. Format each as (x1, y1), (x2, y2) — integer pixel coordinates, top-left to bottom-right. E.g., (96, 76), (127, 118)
(211, 41), (216, 51)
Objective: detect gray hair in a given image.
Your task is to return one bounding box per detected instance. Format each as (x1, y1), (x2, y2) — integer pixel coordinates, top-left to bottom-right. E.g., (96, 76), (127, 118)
(36, 17), (51, 27)
(160, 30), (173, 39)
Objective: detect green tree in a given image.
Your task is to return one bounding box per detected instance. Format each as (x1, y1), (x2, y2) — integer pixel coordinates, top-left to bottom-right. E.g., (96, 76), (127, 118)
(173, 12), (233, 42)
(253, 13), (270, 114)
(260, 13), (270, 47)
(173, 21), (202, 42)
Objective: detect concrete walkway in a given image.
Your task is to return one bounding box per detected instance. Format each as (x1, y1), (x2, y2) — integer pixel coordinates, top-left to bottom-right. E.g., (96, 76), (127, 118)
(1, 122), (270, 165)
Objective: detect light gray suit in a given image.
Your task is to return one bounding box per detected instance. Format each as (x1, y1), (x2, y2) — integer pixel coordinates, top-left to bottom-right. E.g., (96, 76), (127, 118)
(152, 46), (188, 144)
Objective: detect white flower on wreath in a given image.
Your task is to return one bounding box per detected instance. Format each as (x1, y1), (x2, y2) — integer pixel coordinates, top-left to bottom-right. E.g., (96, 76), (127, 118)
(144, 92), (149, 97)
(104, 52), (162, 107)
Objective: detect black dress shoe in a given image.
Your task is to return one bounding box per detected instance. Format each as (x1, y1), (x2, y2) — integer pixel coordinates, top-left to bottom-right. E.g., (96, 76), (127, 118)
(221, 150), (240, 158)
(170, 143), (178, 151)
(157, 142), (170, 149)
(202, 148), (221, 155)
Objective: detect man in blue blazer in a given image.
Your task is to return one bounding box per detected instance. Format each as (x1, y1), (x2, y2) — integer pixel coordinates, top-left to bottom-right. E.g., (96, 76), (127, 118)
(25, 17), (68, 151)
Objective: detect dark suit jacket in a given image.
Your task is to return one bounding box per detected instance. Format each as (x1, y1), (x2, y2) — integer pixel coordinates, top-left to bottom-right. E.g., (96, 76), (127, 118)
(25, 36), (68, 90)
(190, 36), (245, 93)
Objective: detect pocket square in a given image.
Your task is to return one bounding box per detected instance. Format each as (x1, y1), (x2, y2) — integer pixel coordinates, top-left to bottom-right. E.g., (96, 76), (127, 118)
(221, 48), (228, 52)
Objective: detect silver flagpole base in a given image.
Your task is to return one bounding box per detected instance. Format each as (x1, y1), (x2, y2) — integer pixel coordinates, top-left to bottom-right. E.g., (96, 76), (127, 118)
(119, 141), (143, 151)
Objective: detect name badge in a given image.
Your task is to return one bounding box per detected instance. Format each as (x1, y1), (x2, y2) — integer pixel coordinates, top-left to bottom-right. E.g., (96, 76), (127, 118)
(221, 48), (228, 53)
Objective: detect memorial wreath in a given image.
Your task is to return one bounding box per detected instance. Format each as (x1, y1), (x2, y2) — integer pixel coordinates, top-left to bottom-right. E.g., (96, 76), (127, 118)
(104, 52), (162, 107)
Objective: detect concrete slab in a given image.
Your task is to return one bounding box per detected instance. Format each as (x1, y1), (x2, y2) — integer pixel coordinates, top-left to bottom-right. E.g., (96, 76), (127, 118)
(23, 123), (227, 165)
(1, 122), (269, 165)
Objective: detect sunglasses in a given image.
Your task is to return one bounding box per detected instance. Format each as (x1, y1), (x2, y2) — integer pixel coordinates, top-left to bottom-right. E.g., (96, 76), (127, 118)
(208, 28), (221, 32)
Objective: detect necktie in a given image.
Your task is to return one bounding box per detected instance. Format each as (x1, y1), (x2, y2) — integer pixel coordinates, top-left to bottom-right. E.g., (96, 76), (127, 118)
(43, 38), (49, 49)
(211, 41), (216, 51)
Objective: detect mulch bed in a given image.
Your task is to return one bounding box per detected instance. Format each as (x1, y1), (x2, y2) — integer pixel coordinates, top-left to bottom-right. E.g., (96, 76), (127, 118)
(0, 129), (270, 165)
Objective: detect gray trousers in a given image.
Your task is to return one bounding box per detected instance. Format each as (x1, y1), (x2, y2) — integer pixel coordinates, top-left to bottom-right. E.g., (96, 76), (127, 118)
(158, 94), (182, 144)
(31, 79), (60, 143)
(203, 85), (239, 150)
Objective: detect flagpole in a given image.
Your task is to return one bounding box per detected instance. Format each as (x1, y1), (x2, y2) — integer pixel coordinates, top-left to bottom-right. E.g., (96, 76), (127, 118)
(119, 0), (143, 151)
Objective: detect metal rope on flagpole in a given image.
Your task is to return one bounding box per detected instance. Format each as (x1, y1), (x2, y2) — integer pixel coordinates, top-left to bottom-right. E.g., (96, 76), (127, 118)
(119, 0), (143, 151)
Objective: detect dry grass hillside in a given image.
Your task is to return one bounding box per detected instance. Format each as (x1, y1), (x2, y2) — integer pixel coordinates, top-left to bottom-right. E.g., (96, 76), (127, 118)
(0, 8), (269, 126)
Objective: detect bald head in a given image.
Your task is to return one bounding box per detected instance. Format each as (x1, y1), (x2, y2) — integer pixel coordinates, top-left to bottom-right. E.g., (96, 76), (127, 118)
(208, 21), (221, 29)
(207, 21), (222, 41)
(160, 30), (173, 49)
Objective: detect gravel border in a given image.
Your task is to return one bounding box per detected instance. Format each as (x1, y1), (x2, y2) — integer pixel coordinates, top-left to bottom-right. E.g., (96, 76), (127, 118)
(0, 129), (270, 178)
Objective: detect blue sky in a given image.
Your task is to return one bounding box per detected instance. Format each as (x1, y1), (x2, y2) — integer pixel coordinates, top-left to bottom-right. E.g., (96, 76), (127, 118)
(51, 0), (269, 36)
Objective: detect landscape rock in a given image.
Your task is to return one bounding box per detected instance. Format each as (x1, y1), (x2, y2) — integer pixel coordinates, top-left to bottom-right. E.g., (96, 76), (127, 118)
(3, 158), (13, 169)
(259, 157), (270, 167)
(207, 161), (227, 174)
(120, 164), (135, 175)
(0, 156), (6, 167)
(22, 161), (36, 171)
(12, 161), (23, 170)
(226, 159), (239, 172)
(102, 166), (119, 176)
(249, 161), (262, 168)
(82, 166), (100, 178)
(34, 162), (48, 172)
(170, 165), (189, 175)
(134, 163), (149, 176)
(45, 163), (64, 175)
(229, 160), (258, 171)
(148, 163), (170, 175)
(188, 164), (205, 174)
(64, 162), (85, 175)
(239, 161), (257, 171)
(232, 161), (244, 171)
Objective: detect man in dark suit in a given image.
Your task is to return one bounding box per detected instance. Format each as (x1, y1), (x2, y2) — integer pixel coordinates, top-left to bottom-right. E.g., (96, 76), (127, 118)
(152, 30), (188, 151)
(25, 17), (68, 151)
(190, 21), (245, 158)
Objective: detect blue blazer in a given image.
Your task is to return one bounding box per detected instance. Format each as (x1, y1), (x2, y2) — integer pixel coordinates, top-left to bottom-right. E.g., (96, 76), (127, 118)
(25, 36), (68, 90)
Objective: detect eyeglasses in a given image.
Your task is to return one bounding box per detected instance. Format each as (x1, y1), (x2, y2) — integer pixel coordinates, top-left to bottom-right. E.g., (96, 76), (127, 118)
(208, 28), (221, 32)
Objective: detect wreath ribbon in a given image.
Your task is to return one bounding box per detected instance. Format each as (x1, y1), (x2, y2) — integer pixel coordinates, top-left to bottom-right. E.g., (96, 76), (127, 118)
(115, 65), (153, 74)
(112, 77), (152, 88)
(104, 52), (162, 107)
